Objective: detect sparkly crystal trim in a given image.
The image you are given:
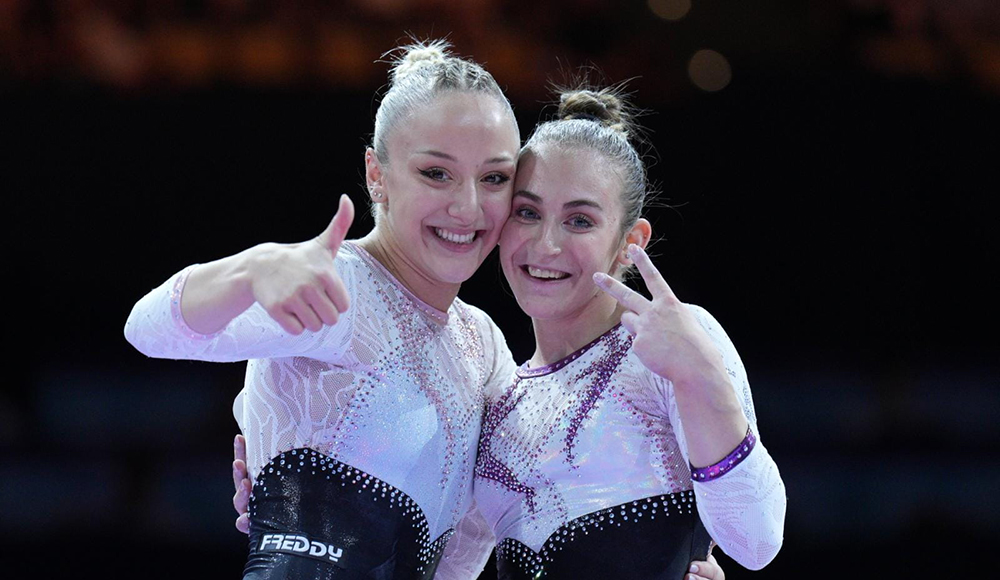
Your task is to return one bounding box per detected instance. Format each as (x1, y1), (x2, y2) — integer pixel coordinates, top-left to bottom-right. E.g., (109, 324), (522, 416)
(250, 448), (453, 572)
(496, 490), (697, 577)
(690, 427), (756, 482)
(345, 242), (449, 324)
(169, 266), (223, 340)
(516, 324), (623, 378)
(564, 330), (632, 464)
(475, 379), (538, 511)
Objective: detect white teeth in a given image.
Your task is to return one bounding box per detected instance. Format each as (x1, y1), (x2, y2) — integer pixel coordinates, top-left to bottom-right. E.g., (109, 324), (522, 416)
(527, 266), (568, 280)
(434, 228), (475, 244)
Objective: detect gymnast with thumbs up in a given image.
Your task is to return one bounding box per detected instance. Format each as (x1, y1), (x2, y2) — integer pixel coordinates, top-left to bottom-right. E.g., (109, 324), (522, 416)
(124, 40), (522, 580)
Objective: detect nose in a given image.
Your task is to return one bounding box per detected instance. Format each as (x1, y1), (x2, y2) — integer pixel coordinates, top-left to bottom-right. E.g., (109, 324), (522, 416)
(534, 221), (562, 256)
(447, 180), (480, 223)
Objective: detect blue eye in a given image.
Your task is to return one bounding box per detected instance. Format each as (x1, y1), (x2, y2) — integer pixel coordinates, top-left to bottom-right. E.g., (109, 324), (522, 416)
(567, 215), (595, 229)
(515, 207), (539, 220)
(419, 168), (448, 181)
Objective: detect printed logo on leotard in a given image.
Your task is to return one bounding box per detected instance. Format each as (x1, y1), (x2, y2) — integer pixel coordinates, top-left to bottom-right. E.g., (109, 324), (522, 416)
(259, 533), (344, 563)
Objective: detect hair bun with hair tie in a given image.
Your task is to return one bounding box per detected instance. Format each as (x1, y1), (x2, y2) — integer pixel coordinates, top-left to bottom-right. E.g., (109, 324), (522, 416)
(405, 46), (446, 66)
(391, 40), (451, 83)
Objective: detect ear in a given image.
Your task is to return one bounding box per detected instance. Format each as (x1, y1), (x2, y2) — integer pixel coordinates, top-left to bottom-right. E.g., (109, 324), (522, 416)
(615, 218), (652, 268)
(365, 148), (387, 204)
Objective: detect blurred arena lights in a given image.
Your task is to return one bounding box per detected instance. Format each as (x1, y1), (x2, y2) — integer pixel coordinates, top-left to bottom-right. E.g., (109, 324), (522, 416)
(688, 49), (732, 92)
(647, 0), (692, 21)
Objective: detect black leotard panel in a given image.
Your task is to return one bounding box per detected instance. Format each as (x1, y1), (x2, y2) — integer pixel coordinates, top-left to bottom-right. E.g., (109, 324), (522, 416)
(243, 449), (452, 580)
(495, 491), (711, 580)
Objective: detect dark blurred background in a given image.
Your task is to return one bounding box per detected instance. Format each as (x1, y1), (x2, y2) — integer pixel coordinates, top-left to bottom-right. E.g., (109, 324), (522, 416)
(3, 1), (999, 577)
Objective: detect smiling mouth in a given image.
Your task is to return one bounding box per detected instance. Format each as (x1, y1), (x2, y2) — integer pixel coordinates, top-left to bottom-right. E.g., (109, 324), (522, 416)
(433, 227), (478, 245)
(522, 265), (571, 280)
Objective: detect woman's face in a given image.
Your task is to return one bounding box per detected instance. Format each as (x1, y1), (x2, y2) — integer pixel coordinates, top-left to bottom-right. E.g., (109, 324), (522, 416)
(368, 91), (520, 287)
(499, 143), (631, 323)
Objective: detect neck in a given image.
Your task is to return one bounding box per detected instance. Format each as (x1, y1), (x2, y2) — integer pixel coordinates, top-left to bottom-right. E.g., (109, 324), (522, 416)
(529, 296), (626, 368)
(356, 231), (461, 312)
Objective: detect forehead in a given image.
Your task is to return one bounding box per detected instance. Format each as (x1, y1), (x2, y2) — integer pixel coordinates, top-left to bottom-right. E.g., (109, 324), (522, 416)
(389, 91), (519, 157)
(515, 144), (623, 206)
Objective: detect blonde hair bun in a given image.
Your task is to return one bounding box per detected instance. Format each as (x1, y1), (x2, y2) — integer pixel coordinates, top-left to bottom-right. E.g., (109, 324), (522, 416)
(391, 40), (451, 83)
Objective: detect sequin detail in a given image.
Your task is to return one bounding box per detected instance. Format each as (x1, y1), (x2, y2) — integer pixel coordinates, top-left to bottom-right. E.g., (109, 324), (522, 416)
(690, 427), (756, 482)
(374, 269), (478, 492)
(563, 330), (632, 465)
(515, 326), (620, 379)
(495, 491), (698, 578)
(475, 378), (538, 511)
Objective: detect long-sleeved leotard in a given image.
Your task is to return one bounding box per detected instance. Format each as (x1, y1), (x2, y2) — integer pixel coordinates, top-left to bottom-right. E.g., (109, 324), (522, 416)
(125, 241), (516, 579)
(437, 306), (785, 579)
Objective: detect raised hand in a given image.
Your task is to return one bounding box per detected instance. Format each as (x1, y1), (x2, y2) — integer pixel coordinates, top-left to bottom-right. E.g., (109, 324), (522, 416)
(232, 434), (251, 534)
(248, 194), (355, 335)
(592, 244), (723, 387)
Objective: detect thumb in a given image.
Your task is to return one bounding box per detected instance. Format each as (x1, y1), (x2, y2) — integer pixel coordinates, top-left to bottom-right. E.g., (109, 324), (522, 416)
(318, 194), (355, 253)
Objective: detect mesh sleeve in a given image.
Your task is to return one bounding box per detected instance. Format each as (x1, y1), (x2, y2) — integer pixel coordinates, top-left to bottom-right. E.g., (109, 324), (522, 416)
(662, 304), (786, 570)
(124, 257), (356, 364)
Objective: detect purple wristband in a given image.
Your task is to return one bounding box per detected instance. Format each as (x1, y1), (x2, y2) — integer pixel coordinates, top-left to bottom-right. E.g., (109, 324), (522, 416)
(690, 427), (756, 482)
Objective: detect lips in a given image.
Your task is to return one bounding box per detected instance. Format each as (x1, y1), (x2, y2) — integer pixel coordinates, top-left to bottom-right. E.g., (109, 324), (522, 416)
(433, 227), (478, 245)
(522, 265), (570, 280)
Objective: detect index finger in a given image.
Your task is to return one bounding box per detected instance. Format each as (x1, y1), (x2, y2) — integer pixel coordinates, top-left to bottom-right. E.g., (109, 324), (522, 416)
(628, 245), (676, 300)
(593, 272), (650, 313)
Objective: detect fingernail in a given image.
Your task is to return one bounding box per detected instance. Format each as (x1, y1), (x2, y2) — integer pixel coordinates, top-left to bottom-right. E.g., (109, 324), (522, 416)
(593, 272), (605, 282)
(689, 564), (699, 573)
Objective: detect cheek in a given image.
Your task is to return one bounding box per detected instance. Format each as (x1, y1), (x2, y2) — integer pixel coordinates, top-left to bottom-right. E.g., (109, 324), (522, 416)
(497, 243), (517, 282)
(498, 225), (524, 262)
(484, 194), (512, 224)
(498, 219), (524, 248)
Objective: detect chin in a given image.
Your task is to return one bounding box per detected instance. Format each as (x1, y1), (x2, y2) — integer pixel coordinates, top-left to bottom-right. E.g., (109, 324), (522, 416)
(513, 295), (565, 321)
(436, 259), (483, 285)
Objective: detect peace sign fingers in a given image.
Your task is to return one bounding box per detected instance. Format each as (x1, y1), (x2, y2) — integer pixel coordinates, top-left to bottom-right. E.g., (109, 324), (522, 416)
(593, 272), (651, 314)
(627, 244), (678, 302)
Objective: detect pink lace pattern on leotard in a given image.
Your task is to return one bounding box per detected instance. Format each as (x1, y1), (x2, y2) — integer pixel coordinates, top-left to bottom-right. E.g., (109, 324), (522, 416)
(124, 242), (517, 543)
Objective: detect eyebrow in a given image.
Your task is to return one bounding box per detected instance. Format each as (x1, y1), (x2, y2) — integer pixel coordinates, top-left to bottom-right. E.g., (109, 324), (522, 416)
(514, 190), (604, 211)
(416, 150), (515, 165)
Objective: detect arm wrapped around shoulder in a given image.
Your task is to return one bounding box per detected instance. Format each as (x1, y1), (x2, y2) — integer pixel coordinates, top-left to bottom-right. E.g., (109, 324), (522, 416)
(692, 438), (786, 570)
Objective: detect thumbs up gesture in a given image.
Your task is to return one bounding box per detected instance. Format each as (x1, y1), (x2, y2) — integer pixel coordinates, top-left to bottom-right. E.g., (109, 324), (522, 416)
(249, 194), (355, 334)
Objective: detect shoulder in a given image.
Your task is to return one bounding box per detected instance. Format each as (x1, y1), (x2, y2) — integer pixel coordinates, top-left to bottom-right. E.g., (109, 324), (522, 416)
(452, 295), (487, 321)
(333, 242), (364, 274)
(683, 302), (736, 346)
(453, 297), (507, 342)
(451, 297), (515, 380)
(330, 242), (378, 294)
(683, 302), (718, 327)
